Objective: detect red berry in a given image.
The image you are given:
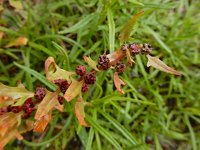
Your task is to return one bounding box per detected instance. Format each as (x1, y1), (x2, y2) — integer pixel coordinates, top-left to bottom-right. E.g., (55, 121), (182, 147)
(11, 106), (22, 113)
(129, 43), (140, 55)
(115, 62), (126, 73)
(58, 95), (65, 105)
(84, 73), (96, 84)
(141, 43), (152, 54)
(54, 79), (70, 94)
(97, 54), (110, 70)
(22, 98), (35, 118)
(81, 83), (89, 92)
(75, 65), (86, 76)
(0, 107), (8, 115)
(34, 87), (46, 101)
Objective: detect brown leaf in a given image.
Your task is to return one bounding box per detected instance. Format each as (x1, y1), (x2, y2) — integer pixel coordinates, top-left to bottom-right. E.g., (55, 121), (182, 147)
(119, 11), (144, 43)
(107, 49), (126, 66)
(146, 54), (181, 76)
(126, 49), (135, 66)
(83, 56), (99, 71)
(45, 57), (74, 82)
(64, 80), (83, 102)
(5, 36), (28, 48)
(0, 31), (4, 40)
(33, 114), (52, 133)
(114, 72), (126, 94)
(74, 96), (89, 127)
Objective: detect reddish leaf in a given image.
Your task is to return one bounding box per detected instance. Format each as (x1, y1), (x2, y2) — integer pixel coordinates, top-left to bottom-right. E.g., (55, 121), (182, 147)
(34, 114), (52, 133)
(45, 57), (74, 82)
(74, 96), (89, 127)
(119, 11), (144, 43)
(107, 49), (126, 66)
(83, 56), (99, 71)
(114, 72), (126, 94)
(64, 80), (83, 102)
(146, 54), (181, 76)
(126, 49), (135, 66)
(5, 36), (28, 48)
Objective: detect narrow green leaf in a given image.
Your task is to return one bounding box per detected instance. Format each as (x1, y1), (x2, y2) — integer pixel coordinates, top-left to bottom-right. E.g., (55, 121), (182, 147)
(14, 62), (57, 91)
(85, 116), (123, 150)
(107, 8), (115, 53)
(100, 111), (138, 145)
(86, 128), (95, 150)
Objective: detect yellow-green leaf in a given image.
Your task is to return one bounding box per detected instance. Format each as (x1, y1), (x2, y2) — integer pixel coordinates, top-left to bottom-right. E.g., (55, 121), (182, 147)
(83, 56), (99, 71)
(119, 11), (144, 43)
(9, 0), (23, 10)
(64, 80), (83, 102)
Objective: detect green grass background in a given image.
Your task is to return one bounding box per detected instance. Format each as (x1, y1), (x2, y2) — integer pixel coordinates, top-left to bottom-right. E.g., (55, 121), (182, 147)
(0, 0), (200, 149)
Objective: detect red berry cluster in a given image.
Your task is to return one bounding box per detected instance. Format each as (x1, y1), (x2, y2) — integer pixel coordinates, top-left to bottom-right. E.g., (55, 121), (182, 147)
(54, 79), (70, 94)
(75, 65), (96, 92)
(22, 98), (35, 118)
(97, 54), (110, 70)
(34, 87), (46, 101)
(126, 43), (152, 56)
(115, 62), (126, 73)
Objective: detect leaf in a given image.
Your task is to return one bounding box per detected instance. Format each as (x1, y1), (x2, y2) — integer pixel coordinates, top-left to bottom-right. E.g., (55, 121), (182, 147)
(0, 31), (4, 40)
(64, 80), (83, 102)
(5, 36), (28, 48)
(34, 90), (60, 120)
(9, 0), (23, 10)
(75, 96), (89, 127)
(113, 72), (126, 94)
(0, 112), (23, 137)
(0, 96), (13, 108)
(45, 57), (75, 82)
(146, 54), (181, 76)
(34, 114), (52, 133)
(0, 83), (34, 106)
(119, 11), (144, 43)
(83, 56), (99, 71)
(126, 49), (135, 66)
(107, 49), (126, 66)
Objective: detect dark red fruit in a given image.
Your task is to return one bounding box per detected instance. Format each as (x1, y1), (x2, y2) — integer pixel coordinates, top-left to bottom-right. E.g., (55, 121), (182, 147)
(75, 65), (86, 76)
(141, 43), (152, 54)
(54, 79), (70, 94)
(115, 62), (126, 73)
(84, 73), (96, 84)
(0, 107), (8, 115)
(81, 83), (89, 92)
(97, 54), (110, 70)
(11, 106), (22, 113)
(58, 95), (65, 105)
(22, 98), (35, 118)
(129, 43), (140, 55)
(34, 87), (46, 101)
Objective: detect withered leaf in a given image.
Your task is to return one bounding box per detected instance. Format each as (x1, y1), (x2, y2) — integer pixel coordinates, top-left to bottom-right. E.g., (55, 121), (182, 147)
(9, 0), (23, 10)
(34, 114), (52, 133)
(119, 11), (144, 43)
(74, 96), (89, 127)
(146, 54), (181, 76)
(64, 80), (83, 102)
(0, 31), (4, 40)
(83, 56), (99, 71)
(114, 72), (126, 94)
(0, 83), (34, 106)
(45, 57), (74, 82)
(5, 36), (28, 48)
(34, 90), (60, 120)
(107, 49), (126, 66)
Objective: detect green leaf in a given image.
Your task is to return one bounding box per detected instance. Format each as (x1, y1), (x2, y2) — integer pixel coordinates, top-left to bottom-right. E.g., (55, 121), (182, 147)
(14, 62), (57, 91)
(86, 128), (95, 150)
(119, 11), (144, 43)
(100, 111), (138, 145)
(85, 116), (123, 150)
(107, 8), (115, 53)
